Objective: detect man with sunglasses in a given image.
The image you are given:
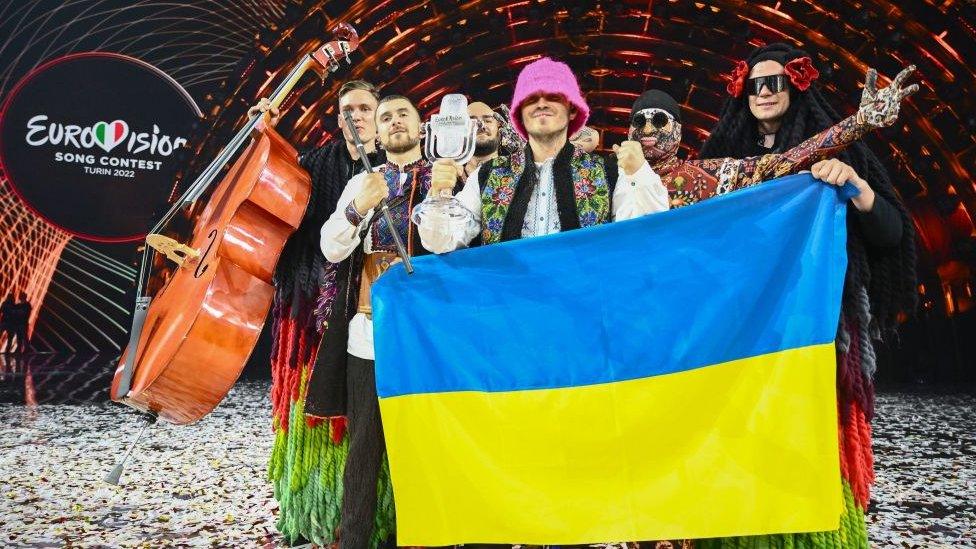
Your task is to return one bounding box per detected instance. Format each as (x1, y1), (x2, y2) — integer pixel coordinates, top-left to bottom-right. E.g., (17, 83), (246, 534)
(628, 90), (684, 171)
(626, 66), (916, 209)
(747, 69), (791, 150)
(694, 44), (918, 548)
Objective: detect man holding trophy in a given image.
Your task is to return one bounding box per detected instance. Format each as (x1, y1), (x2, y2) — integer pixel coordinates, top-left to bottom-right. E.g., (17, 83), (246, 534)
(410, 58), (672, 549)
(416, 56), (669, 248)
(314, 93), (476, 548)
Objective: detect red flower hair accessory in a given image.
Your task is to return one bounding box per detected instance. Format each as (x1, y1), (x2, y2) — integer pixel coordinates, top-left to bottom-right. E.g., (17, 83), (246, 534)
(725, 60), (749, 98)
(783, 56), (820, 91)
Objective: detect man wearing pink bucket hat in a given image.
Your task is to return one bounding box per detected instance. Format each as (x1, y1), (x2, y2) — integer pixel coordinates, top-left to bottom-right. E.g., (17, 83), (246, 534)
(417, 59), (676, 549)
(419, 57), (668, 247)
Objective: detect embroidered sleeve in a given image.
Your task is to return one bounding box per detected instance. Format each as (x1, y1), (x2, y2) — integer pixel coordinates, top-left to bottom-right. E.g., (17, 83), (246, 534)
(677, 111), (870, 204)
(344, 201), (367, 227)
(735, 114), (867, 188)
(714, 158), (741, 196)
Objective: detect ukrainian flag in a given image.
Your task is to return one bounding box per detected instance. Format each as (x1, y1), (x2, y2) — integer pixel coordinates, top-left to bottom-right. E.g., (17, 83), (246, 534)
(372, 174), (851, 545)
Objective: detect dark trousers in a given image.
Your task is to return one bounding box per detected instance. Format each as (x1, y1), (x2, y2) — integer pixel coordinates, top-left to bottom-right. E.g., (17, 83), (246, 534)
(12, 326), (28, 352)
(340, 354), (387, 549)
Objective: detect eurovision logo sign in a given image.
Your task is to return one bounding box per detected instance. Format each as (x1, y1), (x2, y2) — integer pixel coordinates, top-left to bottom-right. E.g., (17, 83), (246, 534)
(0, 53), (201, 242)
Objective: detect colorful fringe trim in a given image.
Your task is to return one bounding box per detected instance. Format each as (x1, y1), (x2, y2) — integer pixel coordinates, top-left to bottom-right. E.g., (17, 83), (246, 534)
(695, 481), (868, 549)
(268, 306), (395, 547)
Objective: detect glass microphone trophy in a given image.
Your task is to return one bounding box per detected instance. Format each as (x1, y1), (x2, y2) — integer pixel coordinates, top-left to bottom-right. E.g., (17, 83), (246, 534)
(410, 94), (480, 231)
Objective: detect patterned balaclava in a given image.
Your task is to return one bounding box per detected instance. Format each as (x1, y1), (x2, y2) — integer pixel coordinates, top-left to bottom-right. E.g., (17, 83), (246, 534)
(629, 89), (683, 164)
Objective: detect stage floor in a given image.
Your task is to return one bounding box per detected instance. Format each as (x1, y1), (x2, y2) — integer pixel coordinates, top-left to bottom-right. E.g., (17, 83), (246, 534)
(0, 369), (973, 547)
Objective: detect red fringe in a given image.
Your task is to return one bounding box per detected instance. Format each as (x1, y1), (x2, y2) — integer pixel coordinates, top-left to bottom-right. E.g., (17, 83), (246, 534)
(839, 402), (874, 509)
(835, 314), (876, 510)
(292, 330), (309, 404)
(837, 421), (849, 481)
(329, 417), (347, 444)
(856, 403), (875, 502)
(271, 301), (340, 435)
(271, 316), (297, 431)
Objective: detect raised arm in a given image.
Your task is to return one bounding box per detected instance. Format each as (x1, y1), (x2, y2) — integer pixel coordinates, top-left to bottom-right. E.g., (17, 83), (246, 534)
(711, 65), (918, 195)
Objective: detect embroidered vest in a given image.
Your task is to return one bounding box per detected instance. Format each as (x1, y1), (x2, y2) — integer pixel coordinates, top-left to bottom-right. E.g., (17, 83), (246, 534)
(367, 159), (432, 255)
(480, 147), (610, 244)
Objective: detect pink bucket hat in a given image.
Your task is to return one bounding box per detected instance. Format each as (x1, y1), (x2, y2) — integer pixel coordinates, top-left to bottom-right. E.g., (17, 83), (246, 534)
(510, 57), (589, 141)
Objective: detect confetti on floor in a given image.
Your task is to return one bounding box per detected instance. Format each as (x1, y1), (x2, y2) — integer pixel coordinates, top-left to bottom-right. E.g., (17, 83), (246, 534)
(0, 382), (973, 547)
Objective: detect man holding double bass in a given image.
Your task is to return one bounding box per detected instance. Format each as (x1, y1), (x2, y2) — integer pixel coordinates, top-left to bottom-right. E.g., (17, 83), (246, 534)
(250, 79), (396, 548)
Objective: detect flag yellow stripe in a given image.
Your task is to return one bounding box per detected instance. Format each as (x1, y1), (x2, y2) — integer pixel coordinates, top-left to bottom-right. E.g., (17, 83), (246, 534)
(380, 342), (842, 545)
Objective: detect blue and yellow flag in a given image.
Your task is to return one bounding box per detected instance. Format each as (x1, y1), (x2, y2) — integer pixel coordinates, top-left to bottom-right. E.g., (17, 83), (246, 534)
(372, 174), (850, 545)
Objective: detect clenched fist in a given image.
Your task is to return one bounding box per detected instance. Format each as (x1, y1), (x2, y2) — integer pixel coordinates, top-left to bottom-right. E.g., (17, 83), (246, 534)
(353, 172), (389, 214)
(612, 140), (646, 176)
(431, 159), (459, 198)
(247, 97), (280, 127)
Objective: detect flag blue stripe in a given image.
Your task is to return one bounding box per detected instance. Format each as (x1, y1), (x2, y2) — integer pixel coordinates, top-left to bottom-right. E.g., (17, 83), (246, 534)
(372, 174), (849, 398)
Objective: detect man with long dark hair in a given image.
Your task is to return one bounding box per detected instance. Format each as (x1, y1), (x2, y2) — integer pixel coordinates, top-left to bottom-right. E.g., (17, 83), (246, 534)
(698, 43), (917, 548)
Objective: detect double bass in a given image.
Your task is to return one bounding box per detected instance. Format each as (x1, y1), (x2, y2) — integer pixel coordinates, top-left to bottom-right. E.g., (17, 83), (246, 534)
(109, 25), (359, 427)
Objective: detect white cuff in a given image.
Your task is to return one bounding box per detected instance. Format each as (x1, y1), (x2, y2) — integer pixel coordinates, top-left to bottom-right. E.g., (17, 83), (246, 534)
(613, 161), (669, 221)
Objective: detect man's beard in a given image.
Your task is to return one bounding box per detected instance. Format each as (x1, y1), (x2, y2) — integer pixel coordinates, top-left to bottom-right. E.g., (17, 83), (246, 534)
(382, 133), (420, 154)
(527, 125), (567, 144)
(473, 135), (500, 157)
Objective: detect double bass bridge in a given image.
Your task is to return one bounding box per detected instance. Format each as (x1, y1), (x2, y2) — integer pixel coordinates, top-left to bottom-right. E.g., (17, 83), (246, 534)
(146, 234), (200, 269)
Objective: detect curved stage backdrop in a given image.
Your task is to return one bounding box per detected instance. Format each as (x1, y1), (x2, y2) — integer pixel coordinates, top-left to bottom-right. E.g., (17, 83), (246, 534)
(0, 0), (973, 397)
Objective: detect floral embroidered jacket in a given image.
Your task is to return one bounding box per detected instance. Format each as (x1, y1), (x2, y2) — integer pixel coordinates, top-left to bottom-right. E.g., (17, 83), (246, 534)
(480, 143), (611, 244)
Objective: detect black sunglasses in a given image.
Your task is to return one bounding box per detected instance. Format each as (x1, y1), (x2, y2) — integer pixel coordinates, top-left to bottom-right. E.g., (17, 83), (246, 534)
(631, 108), (673, 129)
(748, 74), (789, 96)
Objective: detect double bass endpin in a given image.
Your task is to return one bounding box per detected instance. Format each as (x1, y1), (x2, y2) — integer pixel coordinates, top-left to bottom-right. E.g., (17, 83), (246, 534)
(104, 413), (157, 486)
